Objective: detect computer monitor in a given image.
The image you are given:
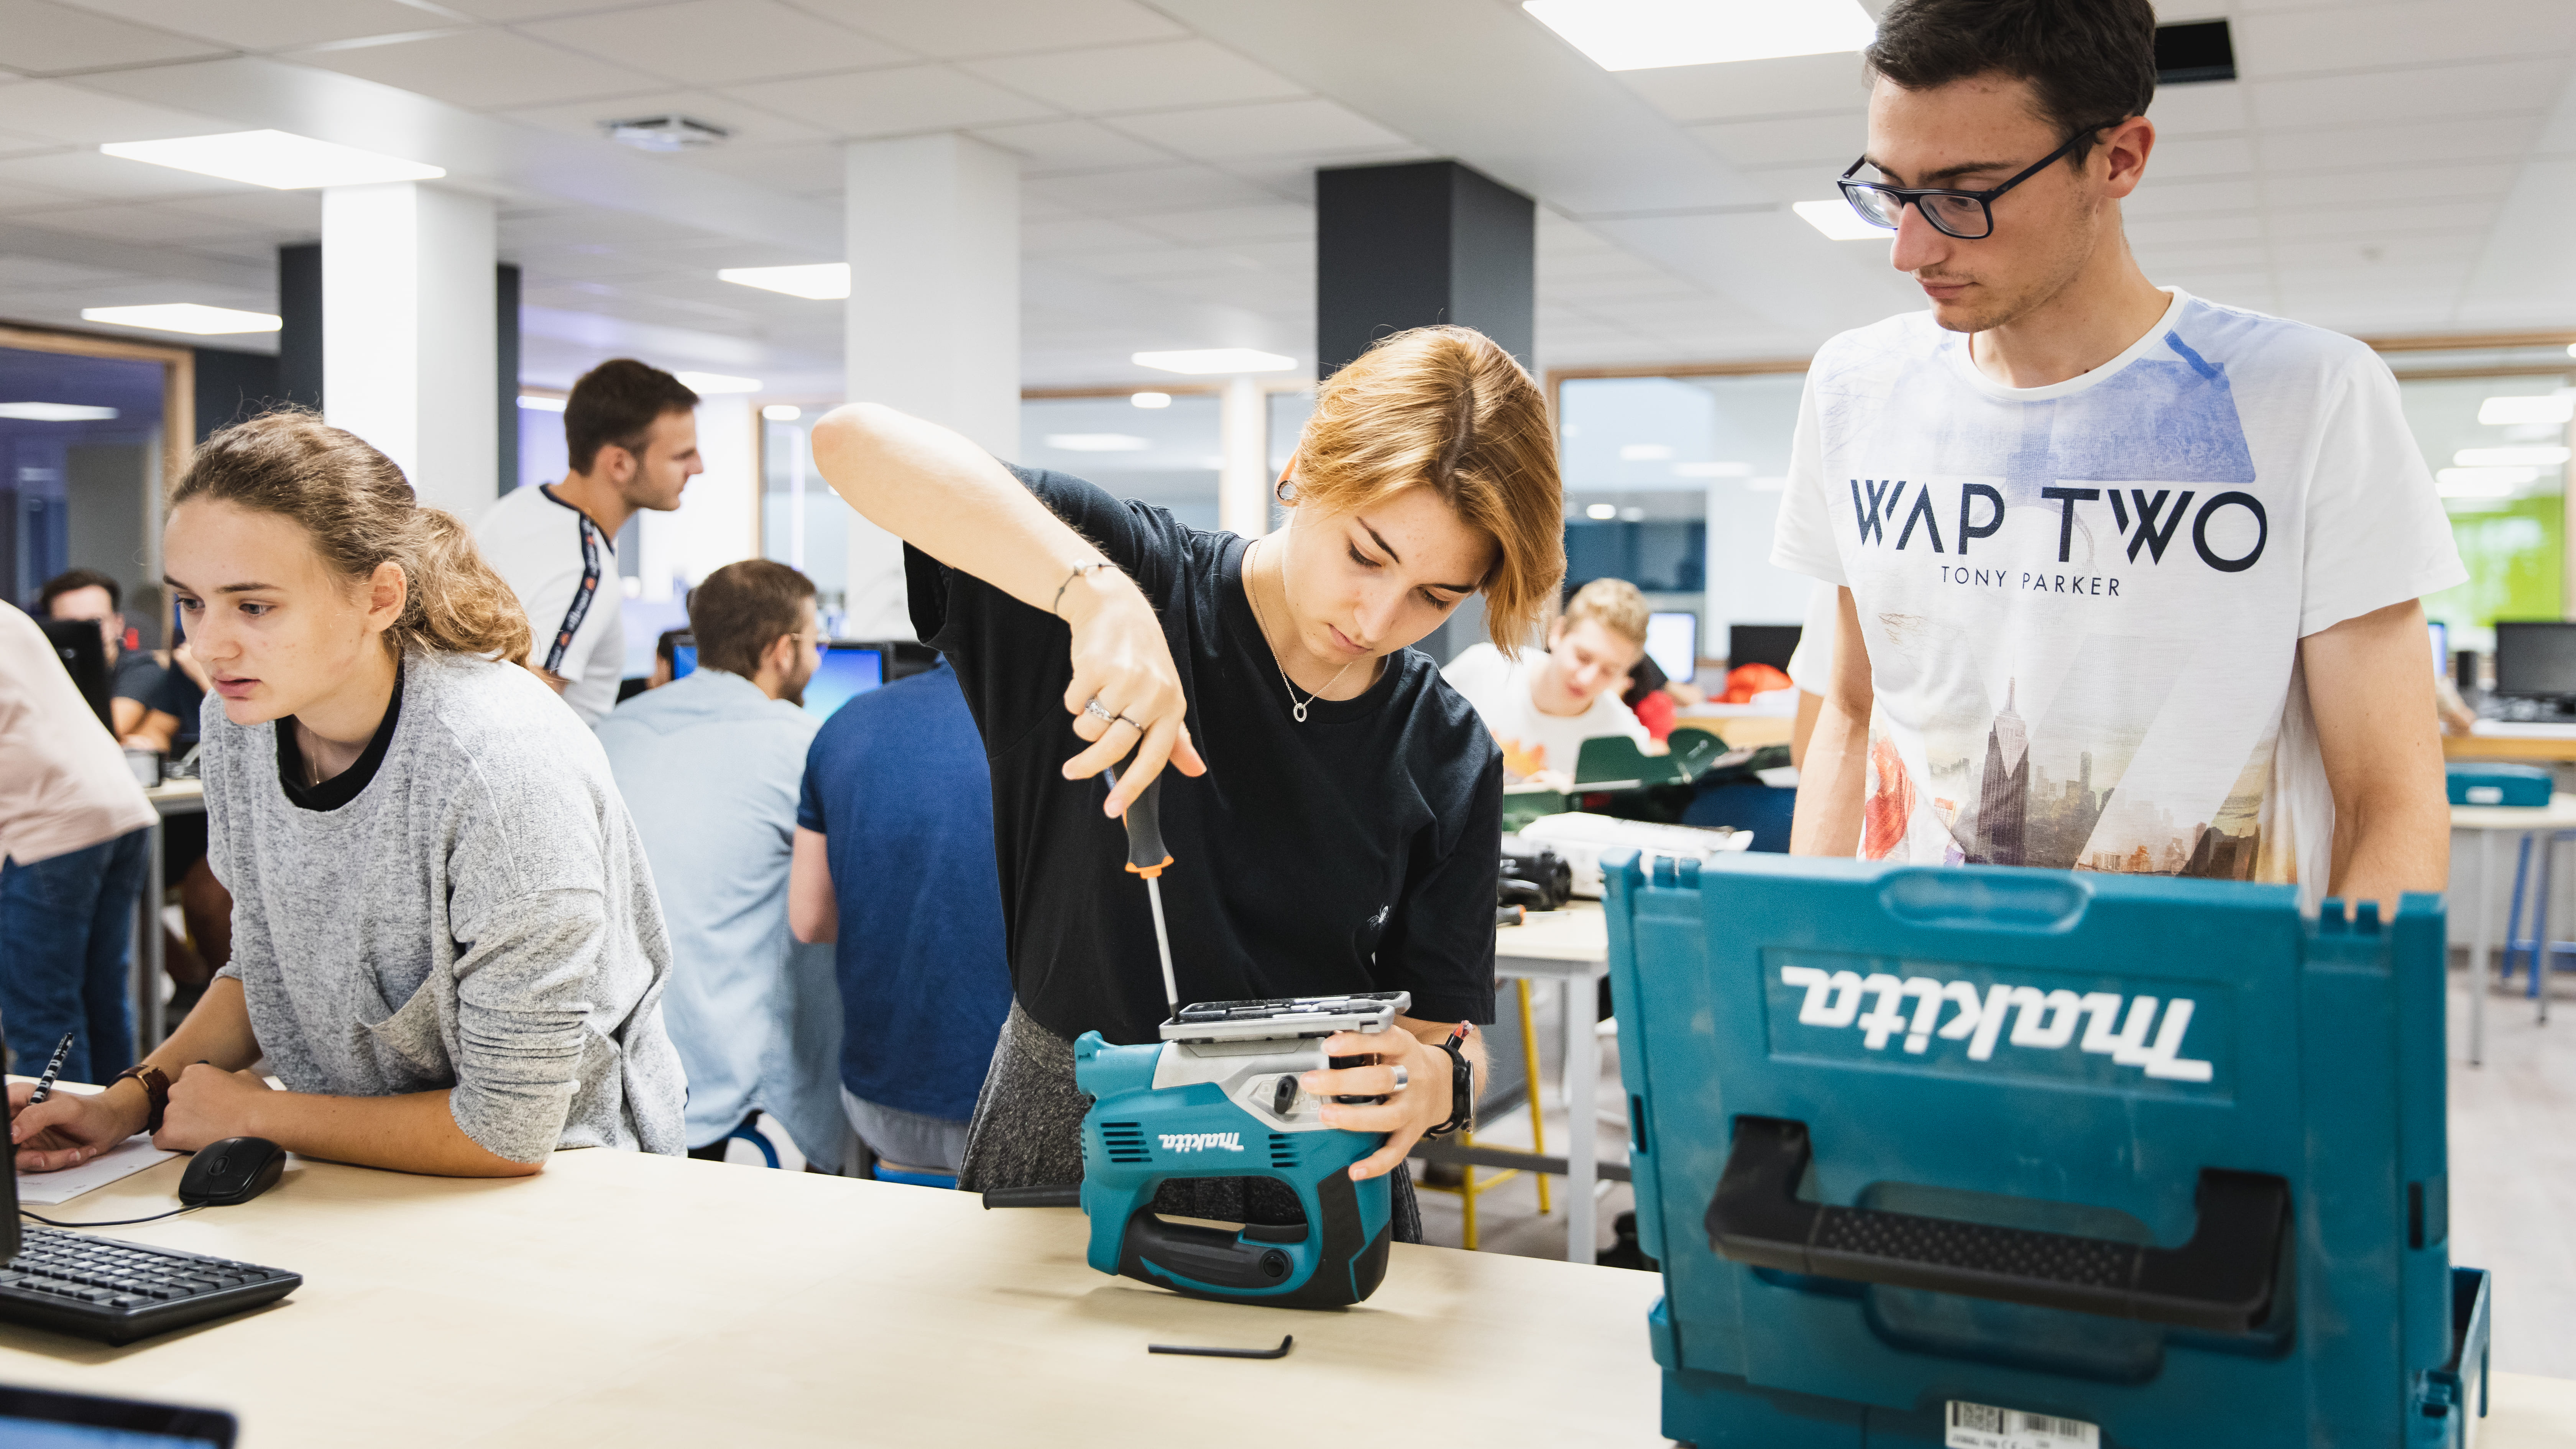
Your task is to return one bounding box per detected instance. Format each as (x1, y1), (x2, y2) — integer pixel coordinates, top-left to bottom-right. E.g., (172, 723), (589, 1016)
(0, 1386), (235, 1447)
(36, 618), (112, 731)
(804, 642), (884, 718)
(672, 644), (697, 679)
(2428, 620), (2446, 674)
(2493, 621), (2576, 698)
(1644, 611), (1697, 683)
(1727, 623), (1802, 674)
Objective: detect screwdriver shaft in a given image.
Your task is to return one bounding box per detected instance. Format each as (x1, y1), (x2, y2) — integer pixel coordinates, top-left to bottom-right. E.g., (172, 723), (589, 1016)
(1145, 875), (1179, 1019)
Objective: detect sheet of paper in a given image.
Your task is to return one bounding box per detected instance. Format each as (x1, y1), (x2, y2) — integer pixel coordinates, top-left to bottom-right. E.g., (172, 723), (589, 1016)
(15, 1134), (177, 1205)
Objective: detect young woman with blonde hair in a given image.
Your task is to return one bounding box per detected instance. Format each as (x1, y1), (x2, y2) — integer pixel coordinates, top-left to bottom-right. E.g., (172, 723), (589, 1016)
(814, 325), (1564, 1235)
(9, 412), (685, 1177)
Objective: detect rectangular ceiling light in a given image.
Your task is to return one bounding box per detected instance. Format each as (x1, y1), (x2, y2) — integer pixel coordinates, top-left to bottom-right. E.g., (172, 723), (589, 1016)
(2478, 393), (2576, 426)
(1132, 348), (1296, 375)
(1044, 433), (1152, 452)
(718, 263), (851, 300)
(2456, 445), (2571, 468)
(0, 403), (119, 421)
(675, 371), (761, 394)
(81, 303), (281, 335)
(100, 130), (443, 190)
(1793, 199), (1884, 240)
(1523, 0), (1875, 71)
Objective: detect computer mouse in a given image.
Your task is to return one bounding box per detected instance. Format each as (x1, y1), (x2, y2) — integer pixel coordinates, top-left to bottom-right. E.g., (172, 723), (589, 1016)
(177, 1137), (287, 1207)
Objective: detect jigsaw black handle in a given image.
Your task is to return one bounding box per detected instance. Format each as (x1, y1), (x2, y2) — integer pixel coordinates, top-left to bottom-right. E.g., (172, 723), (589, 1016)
(1101, 764), (1171, 879)
(1705, 1116), (2288, 1334)
(1116, 1171), (1391, 1309)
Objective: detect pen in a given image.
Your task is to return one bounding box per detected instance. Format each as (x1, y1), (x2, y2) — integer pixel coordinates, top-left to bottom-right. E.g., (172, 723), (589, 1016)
(28, 1032), (75, 1104)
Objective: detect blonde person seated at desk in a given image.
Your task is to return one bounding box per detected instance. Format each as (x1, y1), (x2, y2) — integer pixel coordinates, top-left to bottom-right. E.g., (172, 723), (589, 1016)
(1442, 576), (1663, 792)
(8, 412), (686, 1178)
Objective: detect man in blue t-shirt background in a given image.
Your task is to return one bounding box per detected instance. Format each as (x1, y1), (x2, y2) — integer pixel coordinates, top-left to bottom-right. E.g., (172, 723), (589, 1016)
(790, 657), (1010, 1179)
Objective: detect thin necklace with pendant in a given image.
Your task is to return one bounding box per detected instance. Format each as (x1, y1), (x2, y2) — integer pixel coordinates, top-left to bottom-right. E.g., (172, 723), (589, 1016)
(1247, 537), (1362, 724)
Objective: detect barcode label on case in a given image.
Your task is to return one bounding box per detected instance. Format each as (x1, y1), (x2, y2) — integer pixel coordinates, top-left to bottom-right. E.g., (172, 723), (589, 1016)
(1945, 1400), (2099, 1449)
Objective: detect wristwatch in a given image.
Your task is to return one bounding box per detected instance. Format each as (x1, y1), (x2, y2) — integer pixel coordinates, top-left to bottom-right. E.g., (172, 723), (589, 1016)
(1422, 1026), (1475, 1139)
(111, 1064), (170, 1134)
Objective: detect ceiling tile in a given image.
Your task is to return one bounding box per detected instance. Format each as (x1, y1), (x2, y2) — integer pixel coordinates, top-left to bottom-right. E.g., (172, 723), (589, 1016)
(62, 0), (433, 51)
(667, 140), (846, 192)
(1126, 203), (1310, 244)
(2261, 159), (2520, 209)
(968, 117), (1174, 172)
(962, 39), (1305, 114)
(2267, 200), (2498, 238)
(1023, 216), (1162, 253)
(2148, 136), (2256, 179)
(2132, 242), (2272, 274)
(1025, 162), (1281, 216)
(796, 0), (1185, 59)
(1064, 245), (1258, 281)
(1685, 111), (1861, 169)
(0, 172), (88, 208)
(293, 30), (663, 110)
(2248, 58), (2566, 130)
(2121, 176), (2261, 217)
(14, 201), (261, 244)
(2258, 115), (2541, 171)
(722, 63), (1053, 136)
(2233, 0), (2576, 79)
(1615, 52), (1871, 125)
(0, 79), (232, 144)
(2271, 233), (2485, 269)
(2124, 213), (2266, 247)
(2147, 81), (2248, 137)
(1102, 98), (1406, 162)
(0, 0), (227, 74)
(159, 187), (319, 231)
(521, 1), (911, 87)
(501, 89), (828, 147)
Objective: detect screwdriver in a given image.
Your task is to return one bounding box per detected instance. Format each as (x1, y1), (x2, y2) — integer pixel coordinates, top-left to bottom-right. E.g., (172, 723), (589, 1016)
(1104, 764), (1180, 1022)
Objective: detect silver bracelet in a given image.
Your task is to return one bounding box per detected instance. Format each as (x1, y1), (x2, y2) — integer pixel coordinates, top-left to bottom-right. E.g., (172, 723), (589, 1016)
(1051, 561), (1111, 618)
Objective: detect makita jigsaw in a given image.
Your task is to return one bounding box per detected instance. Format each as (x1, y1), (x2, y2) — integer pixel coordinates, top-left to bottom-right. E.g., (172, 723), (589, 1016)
(983, 766), (1403, 1309)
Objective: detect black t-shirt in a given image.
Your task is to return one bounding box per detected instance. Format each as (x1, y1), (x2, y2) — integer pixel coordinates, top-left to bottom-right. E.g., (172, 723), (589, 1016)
(910, 468), (1501, 1047)
(274, 661), (404, 812)
(111, 649), (164, 705)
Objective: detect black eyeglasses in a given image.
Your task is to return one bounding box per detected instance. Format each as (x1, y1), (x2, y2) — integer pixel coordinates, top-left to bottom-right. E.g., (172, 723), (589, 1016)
(1837, 122), (2121, 240)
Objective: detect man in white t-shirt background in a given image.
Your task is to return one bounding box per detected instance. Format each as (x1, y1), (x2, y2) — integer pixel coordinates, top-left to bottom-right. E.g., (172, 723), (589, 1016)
(1774, 0), (2460, 913)
(1445, 577), (1656, 791)
(476, 358), (703, 725)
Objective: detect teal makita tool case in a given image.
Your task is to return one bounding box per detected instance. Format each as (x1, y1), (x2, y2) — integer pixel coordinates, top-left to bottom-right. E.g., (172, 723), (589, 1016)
(1602, 852), (2490, 1448)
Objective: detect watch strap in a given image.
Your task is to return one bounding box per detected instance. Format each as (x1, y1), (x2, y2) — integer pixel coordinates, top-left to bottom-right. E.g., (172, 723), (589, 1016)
(112, 1065), (169, 1134)
(1424, 1034), (1475, 1139)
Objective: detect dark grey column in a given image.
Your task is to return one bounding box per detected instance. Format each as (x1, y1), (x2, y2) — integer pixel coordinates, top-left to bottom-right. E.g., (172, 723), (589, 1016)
(191, 347), (282, 440)
(1314, 160), (1535, 380)
(276, 242), (322, 412)
(496, 262), (521, 497)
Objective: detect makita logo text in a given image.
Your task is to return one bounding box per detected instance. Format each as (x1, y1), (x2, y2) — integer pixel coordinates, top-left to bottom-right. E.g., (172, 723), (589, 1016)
(1158, 1132), (1244, 1153)
(1779, 966), (2213, 1082)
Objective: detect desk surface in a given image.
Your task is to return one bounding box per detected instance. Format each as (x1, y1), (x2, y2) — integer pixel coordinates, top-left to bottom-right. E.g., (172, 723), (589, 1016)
(0, 1148), (1664, 1447)
(1496, 902), (1609, 964)
(2451, 791), (2576, 832)
(2, 1147), (2566, 1444)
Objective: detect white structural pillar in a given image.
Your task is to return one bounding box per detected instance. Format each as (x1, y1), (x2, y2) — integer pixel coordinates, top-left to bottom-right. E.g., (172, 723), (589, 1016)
(320, 183), (496, 519)
(843, 133), (1020, 638)
(1218, 375), (1269, 538)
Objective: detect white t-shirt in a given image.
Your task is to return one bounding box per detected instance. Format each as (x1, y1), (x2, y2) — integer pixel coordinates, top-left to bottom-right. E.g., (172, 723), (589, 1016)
(1784, 580), (1838, 696)
(475, 484), (626, 726)
(1443, 642), (1649, 781)
(1770, 289), (2463, 899)
(0, 601), (154, 865)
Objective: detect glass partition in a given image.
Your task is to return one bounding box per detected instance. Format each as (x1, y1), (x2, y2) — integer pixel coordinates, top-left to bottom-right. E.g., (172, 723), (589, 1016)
(2389, 355), (2573, 654)
(1020, 392), (1224, 529)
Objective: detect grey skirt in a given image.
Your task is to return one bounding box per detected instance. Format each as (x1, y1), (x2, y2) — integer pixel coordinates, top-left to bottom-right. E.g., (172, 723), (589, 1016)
(959, 999), (1424, 1244)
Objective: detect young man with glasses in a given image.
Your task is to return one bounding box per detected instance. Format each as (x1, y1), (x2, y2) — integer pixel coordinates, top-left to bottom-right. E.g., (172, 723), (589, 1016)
(1773, 0), (2461, 912)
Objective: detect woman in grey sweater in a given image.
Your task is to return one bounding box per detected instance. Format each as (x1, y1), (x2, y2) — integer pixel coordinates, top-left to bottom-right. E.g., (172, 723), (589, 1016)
(10, 413), (685, 1175)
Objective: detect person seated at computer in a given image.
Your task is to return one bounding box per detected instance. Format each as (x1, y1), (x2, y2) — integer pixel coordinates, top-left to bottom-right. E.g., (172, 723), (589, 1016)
(1442, 577), (1658, 791)
(811, 325), (1566, 1230)
(8, 411), (686, 1177)
(38, 568), (164, 742)
(0, 598), (156, 1085)
(789, 646), (1010, 1181)
(598, 559), (844, 1171)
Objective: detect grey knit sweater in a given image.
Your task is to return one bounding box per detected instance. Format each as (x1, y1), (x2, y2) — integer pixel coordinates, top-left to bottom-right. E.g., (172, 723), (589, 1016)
(205, 650), (687, 1163)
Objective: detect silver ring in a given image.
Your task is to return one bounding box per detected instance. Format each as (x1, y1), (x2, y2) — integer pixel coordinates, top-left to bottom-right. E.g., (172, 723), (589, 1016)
(1083, 697), (1116, 724)
(1389, 1065), (1409, 1091)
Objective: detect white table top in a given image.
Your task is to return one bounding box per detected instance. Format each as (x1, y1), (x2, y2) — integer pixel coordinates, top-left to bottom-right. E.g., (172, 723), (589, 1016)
(1495, 901), (1609, 967)
(2450, 791), (2576, 831)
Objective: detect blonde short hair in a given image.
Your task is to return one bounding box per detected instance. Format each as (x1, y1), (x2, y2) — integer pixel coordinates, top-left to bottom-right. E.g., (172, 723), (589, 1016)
(1559, 578), (1649, 649)
(1288, 326), (1564, 651)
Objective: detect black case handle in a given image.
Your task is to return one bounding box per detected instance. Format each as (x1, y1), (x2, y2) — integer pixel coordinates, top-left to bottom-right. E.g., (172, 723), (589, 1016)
(1705, 1116), (2288, 1334)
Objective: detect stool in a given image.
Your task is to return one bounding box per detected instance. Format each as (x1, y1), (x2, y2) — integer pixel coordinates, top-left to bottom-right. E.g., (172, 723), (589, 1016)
(723, 1116), (781, 1169)
(2503, 828), (2576, 1018)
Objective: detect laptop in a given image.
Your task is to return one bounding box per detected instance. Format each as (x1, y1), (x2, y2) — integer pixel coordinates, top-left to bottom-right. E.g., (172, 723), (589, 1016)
(0, 1383), (236, 1447)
